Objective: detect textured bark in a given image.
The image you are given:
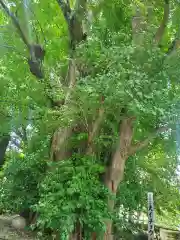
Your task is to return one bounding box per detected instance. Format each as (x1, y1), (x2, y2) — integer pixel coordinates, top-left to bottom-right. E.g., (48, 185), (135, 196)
(57, 0), (87, 49)
(103, 121), (170, 239)
(50, 58), (77, 161)
(51, 0), (87, 162)
(50, 126), (72, 161)
(154, 0), (170, 44)
(103, 117), (135, 240)
(105, 117), (135, 189)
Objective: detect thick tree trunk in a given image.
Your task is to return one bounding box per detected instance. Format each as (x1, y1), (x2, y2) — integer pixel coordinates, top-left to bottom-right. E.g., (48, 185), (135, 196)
(103, 117), (135, 240)
(50, 59), (77, 162)
(50, 1), (87, 238)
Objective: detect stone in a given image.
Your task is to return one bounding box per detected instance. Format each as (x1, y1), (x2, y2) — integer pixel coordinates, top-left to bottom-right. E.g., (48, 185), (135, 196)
(11, 216), (26, 230)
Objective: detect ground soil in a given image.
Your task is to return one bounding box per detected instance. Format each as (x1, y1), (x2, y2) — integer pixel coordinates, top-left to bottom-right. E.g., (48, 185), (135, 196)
(0, 215), (37, 240)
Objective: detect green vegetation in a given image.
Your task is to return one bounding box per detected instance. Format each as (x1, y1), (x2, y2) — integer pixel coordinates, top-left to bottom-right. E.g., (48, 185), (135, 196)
(0, 0), (180, 239)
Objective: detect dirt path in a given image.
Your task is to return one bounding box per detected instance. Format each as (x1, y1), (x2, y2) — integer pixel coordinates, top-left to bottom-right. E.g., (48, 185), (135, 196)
(0, 215), (37, 240)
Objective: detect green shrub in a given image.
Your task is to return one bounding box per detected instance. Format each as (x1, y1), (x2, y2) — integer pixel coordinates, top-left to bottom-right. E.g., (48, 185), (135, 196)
(35, 155), (112, 239)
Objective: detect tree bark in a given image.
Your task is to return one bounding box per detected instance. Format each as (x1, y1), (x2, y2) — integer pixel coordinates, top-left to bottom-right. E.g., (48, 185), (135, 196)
(0, 134), (10, 167)
(50, 0), (87, 162)
(103, 121), (170, 239)
(154, 0), (170, 44)
(50, 1), (87, 239)
(69, 221), (82, 240)
(103, 117), (135, 240)
(87, 97), (104, 155)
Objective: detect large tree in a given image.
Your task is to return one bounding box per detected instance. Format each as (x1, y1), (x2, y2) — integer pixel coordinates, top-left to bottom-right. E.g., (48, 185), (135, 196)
(0, 0), (180, 239)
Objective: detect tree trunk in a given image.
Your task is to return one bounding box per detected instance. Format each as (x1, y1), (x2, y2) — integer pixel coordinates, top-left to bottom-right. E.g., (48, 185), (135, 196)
(69, 221), (82, 240)
(50, 1), (87, 237)
(0, 134), (10, 167)
(103, 117), (135, 240)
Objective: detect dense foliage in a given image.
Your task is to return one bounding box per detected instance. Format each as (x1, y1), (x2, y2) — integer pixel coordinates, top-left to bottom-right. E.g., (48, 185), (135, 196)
(0, 0), (180, 239)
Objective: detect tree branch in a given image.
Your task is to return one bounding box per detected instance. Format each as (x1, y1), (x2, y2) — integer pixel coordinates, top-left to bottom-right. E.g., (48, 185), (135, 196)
(56, 0), (71, 25)
(23, 1), (47, 44)
(74, 0), (87, 19)
(64, 58), (76, 103)
(128, 125), (170, 156)
(104, 117), (135, 193)
(57, 0), (87, 49)
(0, 0), (46, 79)
(86, 97), (105, 155)
(154, 0), (170, 44)
(0, 0), (30, 49)
(50, 0), (87, 163)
